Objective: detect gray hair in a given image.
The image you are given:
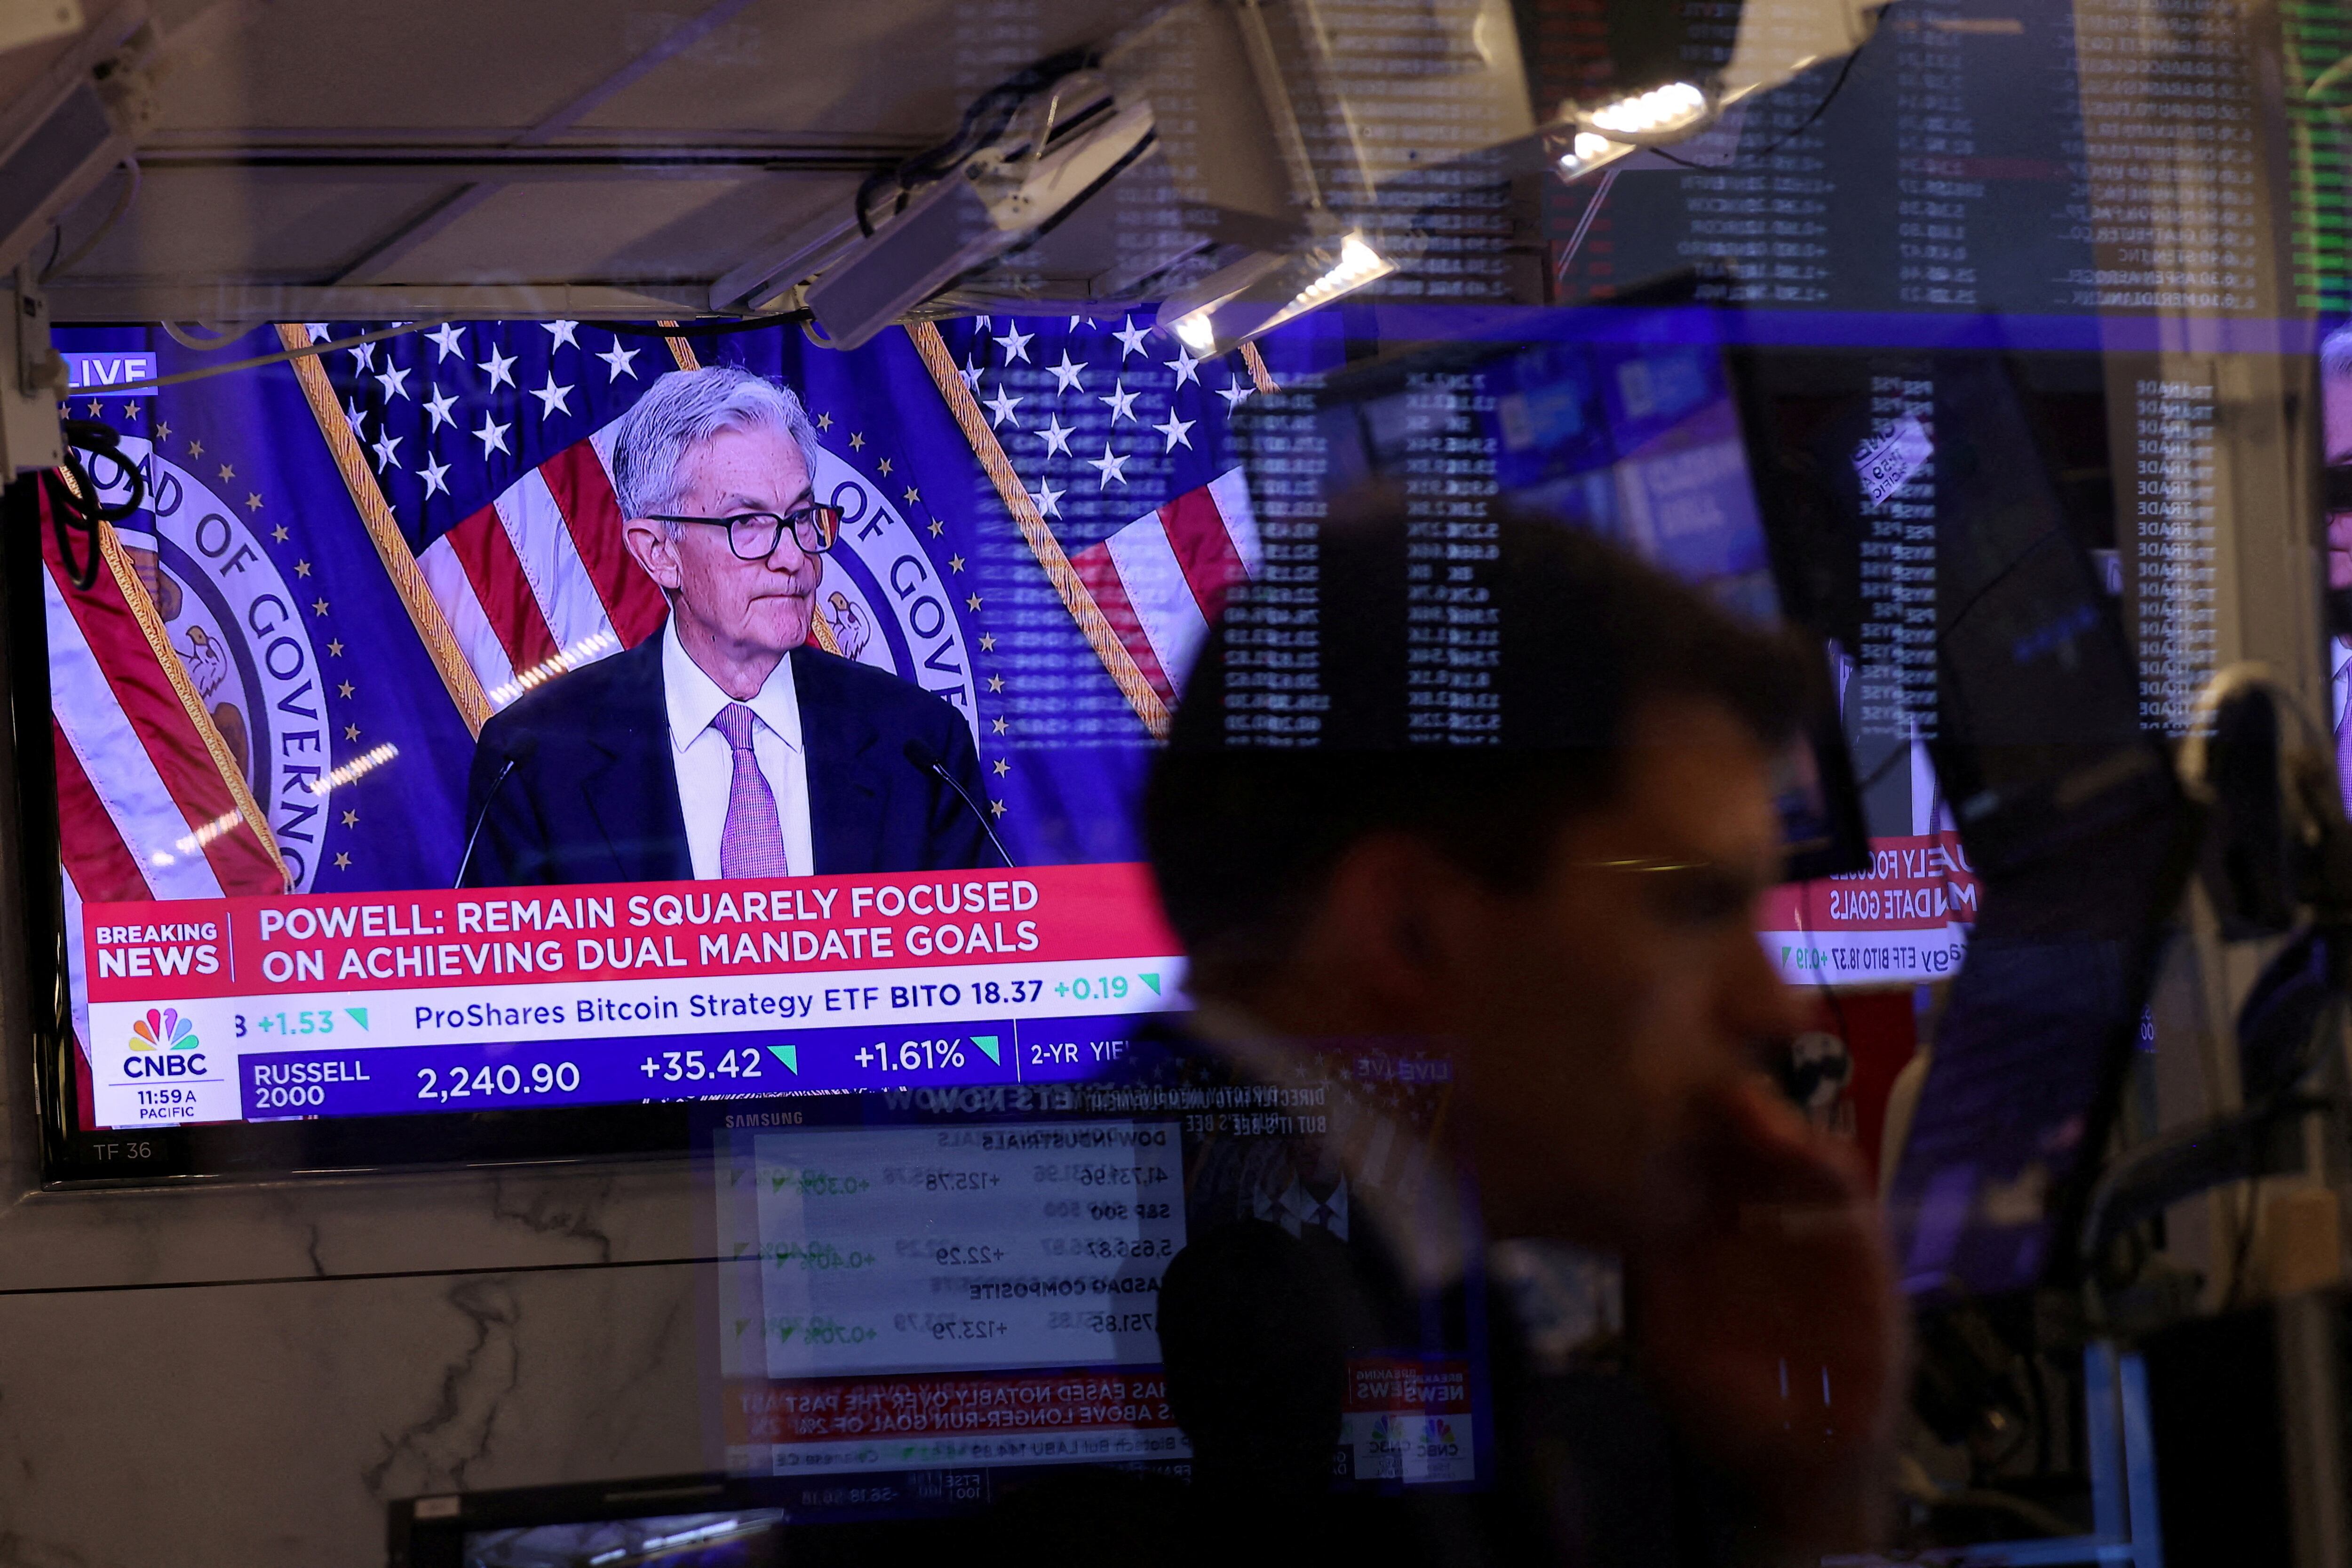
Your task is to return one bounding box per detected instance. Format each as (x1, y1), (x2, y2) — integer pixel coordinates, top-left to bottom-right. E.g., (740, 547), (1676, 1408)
(609, 366), (823, 523)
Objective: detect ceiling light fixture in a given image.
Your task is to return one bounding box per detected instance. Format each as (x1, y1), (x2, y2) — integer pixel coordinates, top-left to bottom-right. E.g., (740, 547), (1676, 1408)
(1584, 80), (1710, 138)
(1157, 230), (1395, 360)
(1551, 80), (1717, 186)
(1556, 129), (1627, 180)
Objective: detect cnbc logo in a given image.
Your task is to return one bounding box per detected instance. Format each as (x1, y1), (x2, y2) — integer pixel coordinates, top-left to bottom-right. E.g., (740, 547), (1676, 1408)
(1364, 1414), (1460, 1462)
(123, 1007), (207, 1078)
(129, 1007), (197, 1052)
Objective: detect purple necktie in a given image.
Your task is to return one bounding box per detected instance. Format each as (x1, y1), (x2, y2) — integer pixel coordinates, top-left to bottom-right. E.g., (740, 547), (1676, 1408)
(713, 703), (788, 880)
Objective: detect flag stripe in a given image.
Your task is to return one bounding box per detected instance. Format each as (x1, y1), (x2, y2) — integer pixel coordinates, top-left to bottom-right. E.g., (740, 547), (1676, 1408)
(498, 463), (620, 660)
(1069, 544), (1176, 706)
(441, 503), (560, 672)
(40, 503), (288, 894)
(1205, 466), (1263, 577)
(1158, 486), (1249, 622)
(548, 435), (667, 648)
(52, 720), (152, 903)
(417, 537), (522, 700)
(42, 565), (229, 901)
(1104, 512), (1214, 695)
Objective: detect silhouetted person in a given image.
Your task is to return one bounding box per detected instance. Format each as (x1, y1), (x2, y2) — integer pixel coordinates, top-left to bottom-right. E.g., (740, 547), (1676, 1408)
(1160, 1221), (1353, 1493)
(1144, 501), (1904, 1565)
(1156, 1221), (1408, 1568)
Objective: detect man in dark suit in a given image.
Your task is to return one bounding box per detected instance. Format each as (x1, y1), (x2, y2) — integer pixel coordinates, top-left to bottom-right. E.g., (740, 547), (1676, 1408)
(459, 366), (989, 887)
(1140, 506), (1906, 1565)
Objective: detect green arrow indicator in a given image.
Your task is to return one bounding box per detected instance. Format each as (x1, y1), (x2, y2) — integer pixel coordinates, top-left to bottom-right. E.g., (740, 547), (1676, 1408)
(971, 1034), (1001, 1064)
(768, 1043), (799, 1074)
(346, 1008), (369, 1029)
(1138, 974), (1161, 995)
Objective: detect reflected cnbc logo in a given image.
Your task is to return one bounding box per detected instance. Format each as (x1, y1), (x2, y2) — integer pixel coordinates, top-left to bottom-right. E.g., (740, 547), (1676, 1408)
(129, 1007), (198, 1052)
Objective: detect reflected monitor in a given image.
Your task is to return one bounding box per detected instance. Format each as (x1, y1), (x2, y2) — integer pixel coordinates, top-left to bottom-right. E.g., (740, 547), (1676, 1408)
(1228, 310), (1870, 881)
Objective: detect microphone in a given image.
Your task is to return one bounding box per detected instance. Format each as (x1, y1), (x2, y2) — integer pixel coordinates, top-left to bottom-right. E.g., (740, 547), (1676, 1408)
(454, 732), (539, 888)
(904, 737), (1014, 868)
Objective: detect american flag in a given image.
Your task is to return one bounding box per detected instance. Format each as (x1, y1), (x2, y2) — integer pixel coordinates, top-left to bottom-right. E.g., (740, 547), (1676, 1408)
(37, 472), (289, 1107)
(934, 313), (1269, 709)
(309, 319), (690, 709)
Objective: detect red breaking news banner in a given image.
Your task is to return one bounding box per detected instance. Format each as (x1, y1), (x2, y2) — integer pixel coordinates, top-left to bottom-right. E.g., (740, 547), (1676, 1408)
(86, 838), (1981, 1007)
(1346, 1359), (1474, 1414)
(84, 862), (1179, 1003)
(1760, 830), (1980, 933)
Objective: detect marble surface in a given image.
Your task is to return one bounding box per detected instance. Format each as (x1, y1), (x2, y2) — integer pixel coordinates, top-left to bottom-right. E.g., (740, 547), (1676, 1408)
(0, 1087), (721, 1565)
(0, 1155), (709, 1291)
(0, 1253), (709, 1568)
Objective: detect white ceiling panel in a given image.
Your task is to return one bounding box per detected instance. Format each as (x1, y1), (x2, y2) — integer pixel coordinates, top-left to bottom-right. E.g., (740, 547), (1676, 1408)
(27, 0), (1168, 321)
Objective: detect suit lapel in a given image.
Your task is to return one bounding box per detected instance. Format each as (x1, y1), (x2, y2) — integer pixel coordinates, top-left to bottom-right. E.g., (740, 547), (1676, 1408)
(794, 647), (882, 874)
(581, 639), (692, 882)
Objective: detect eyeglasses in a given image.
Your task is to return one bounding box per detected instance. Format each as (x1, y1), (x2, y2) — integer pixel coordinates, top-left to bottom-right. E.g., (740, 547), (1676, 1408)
(648, 501), (841, 559)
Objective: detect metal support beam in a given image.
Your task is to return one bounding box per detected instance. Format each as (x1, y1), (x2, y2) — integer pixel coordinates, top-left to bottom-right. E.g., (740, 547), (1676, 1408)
(46, 280), (708, 324)
(333, 0), (766, 287)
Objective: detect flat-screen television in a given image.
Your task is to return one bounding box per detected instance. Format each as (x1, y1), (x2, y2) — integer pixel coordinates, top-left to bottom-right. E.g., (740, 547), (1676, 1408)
(21, 311), (1307, 1182)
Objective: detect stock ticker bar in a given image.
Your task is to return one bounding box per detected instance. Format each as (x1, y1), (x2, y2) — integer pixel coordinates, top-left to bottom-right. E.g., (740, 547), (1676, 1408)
(80, 864), (1185, 1128)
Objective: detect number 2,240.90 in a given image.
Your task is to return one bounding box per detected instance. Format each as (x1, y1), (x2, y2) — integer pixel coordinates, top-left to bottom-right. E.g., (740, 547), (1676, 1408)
(417, 1061), (582, 1100)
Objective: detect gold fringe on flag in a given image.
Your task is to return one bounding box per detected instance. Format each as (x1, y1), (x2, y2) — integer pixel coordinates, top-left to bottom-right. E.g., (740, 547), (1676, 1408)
(1240, 341), (1279, 396)
(92, 513), (292, 890)
(276, 325), (494, 737)
(905, 321), (1170, 739)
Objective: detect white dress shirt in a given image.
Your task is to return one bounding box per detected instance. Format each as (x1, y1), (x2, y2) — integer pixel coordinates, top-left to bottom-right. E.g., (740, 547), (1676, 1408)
(661, 619), (815, 879)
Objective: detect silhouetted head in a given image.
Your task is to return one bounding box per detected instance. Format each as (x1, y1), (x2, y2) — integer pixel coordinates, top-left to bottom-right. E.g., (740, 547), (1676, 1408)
(1158, 1220), (1356, 1493)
